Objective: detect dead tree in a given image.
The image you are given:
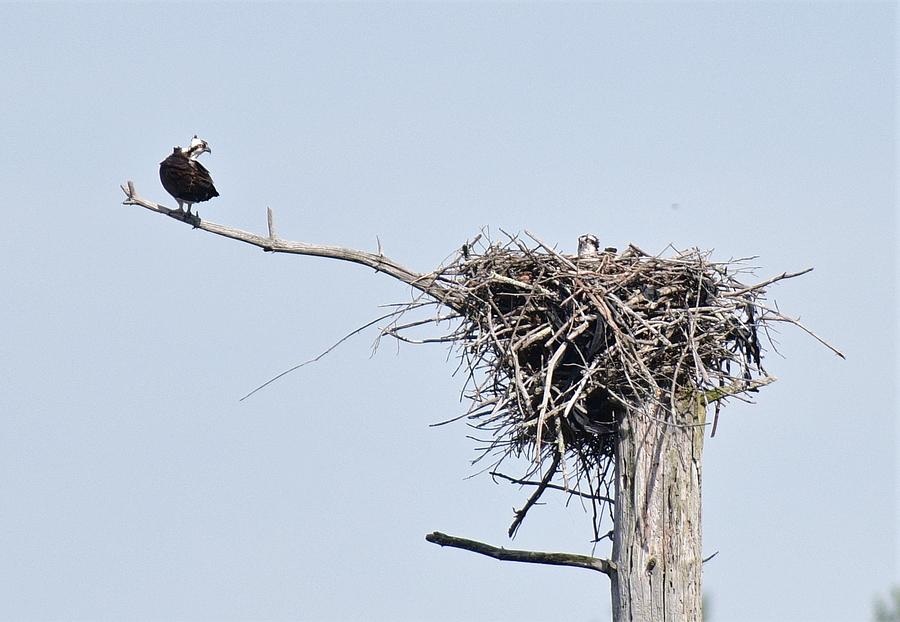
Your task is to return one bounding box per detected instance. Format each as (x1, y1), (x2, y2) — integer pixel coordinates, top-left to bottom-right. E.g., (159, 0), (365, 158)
(122, 182), (842, 621)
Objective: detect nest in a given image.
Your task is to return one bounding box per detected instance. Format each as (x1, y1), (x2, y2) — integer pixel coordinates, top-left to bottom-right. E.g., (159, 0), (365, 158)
(385, 232), (835, 539)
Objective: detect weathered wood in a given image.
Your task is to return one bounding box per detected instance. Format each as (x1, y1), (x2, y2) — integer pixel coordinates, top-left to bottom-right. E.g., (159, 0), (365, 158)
(610, 397), (705, 621)
(425, 532), (615, 576)
(120, 181), (463, 311)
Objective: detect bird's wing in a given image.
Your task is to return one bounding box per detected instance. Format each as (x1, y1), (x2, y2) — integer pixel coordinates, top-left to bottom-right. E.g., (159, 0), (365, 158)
(188, 160), (219, 198)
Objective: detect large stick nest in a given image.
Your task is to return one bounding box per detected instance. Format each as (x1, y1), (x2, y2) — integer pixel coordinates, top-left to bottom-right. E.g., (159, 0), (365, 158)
(385, 232), (838, 539)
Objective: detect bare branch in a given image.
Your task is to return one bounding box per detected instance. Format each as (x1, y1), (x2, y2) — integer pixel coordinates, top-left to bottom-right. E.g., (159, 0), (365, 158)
(121, 181), (462, 310)
(425, 531), (614, 576)
(723, 268), (814, 298)
(697, 375), (777, 403)
(509, 452), (560, 537)
(490, 471), (614, 503)
(757, 303), (846, 359)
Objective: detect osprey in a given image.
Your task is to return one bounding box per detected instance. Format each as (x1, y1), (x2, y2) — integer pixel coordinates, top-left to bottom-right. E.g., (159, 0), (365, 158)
(159, 135), (219, 219)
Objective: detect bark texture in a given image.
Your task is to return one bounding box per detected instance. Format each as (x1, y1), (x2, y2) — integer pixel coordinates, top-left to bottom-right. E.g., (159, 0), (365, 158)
(611, 397), (705, 621)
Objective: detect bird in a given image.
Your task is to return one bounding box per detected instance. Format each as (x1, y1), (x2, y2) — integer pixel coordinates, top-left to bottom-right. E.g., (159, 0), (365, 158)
(159, 135), (219, 222)
(577, 234), (599, 258)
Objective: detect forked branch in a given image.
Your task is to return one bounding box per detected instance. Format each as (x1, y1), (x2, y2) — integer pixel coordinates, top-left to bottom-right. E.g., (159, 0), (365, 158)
(425, 531), (614, 576)
(120, 181), (462, 309)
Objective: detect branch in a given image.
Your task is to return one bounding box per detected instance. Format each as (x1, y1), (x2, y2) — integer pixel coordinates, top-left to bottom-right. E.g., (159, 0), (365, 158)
(756, 302), (846, 359)
(489, 470), (614, 503)
(425, 531), (614, 576)
(723, 268), (814, 298)
(120, 181), (462, 310)
(697, 375), (778, 403)
(509, 453), (560, 538)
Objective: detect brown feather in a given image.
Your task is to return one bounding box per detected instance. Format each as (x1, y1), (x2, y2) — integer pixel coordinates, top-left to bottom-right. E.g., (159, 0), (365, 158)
(159, 149), (219, 204)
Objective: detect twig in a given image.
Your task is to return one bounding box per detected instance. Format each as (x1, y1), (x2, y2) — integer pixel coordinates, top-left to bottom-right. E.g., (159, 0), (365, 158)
(534, 343), (567, 459)
(697, 375), (777, 403)
(723, 268), (813, 298)
(239, 306), (423, 401)
(757, 303), (846, 359)
(490, 471), (613, 503)
(425, 531), (614, 576)
(523, 230), (578, 270)
(509, 452), (560, 537)
(490, 273), (554, 297)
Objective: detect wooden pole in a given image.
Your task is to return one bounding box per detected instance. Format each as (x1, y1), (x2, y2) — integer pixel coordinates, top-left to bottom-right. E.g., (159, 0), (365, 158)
(610, 397), (705, 620)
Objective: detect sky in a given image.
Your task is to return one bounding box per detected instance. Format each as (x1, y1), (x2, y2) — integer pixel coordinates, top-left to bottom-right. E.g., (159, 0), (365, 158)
(0, 2), (896, 621)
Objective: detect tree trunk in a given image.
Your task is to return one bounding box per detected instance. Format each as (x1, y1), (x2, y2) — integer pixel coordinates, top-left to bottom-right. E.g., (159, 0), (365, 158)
(611, 397), (705, 620)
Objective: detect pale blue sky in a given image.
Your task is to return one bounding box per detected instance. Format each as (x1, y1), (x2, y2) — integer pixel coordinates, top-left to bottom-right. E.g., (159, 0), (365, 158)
(0, 3), (895, 621)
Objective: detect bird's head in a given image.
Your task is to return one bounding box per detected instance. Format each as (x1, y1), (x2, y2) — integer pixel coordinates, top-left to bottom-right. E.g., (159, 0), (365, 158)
(577, 234), (599, 258)
(185, 135), (212, 160)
